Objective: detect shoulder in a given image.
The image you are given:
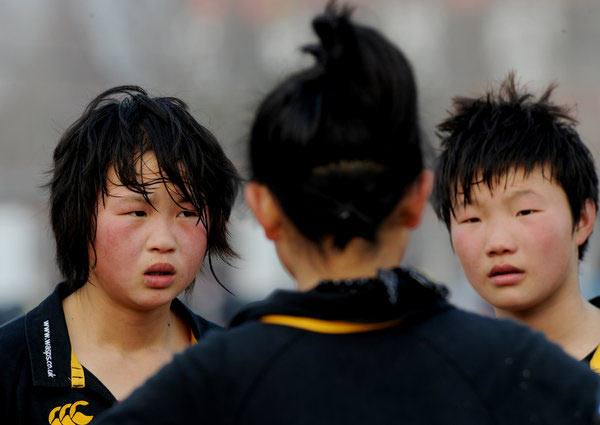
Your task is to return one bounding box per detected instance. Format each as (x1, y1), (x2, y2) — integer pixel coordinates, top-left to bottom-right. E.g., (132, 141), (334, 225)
(417, 307), (599, 423)
(0, 312), (31, 405)
(96, 321), (298, 425)
(0, 313), (28, 360)
(415, 305), (549, 348)
(417, 306), (582, 373)
(0, 285), (69, 385)
(0, 285), (63, 370)
(168, 322), (304, 403)
(185, 320), (303, 375)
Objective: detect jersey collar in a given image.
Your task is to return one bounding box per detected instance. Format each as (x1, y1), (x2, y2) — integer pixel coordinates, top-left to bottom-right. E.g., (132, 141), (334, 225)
(25, 282), (210, 388)
(25, 282), (74, 387)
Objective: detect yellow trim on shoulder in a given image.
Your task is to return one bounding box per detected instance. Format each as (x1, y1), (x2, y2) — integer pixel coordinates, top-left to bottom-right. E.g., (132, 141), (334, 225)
(190, 328), (198, 345)
(590, 347), (600, 374)
(70, 349), (85, 388)
(260, 315), (402, 334)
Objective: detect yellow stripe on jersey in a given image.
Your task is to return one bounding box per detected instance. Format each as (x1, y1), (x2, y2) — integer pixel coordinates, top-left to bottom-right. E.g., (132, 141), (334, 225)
(70, 349), (85, 388)
(260, 315), (402, 334)
(590, 347), (600, 374)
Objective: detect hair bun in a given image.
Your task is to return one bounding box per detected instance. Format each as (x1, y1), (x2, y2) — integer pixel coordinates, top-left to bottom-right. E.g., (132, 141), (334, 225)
(303, 3), (353, 69)
(312, 14), (340, 54)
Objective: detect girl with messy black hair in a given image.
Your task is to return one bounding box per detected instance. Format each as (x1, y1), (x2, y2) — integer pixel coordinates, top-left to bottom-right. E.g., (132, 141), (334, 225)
(0, 86), (239, 424)
(97, 5), (599, 425)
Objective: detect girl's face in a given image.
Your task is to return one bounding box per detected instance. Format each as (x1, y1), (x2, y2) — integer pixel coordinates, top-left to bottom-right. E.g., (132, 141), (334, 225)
(87, 152), (207, 311)
(450, 167), (592, 314)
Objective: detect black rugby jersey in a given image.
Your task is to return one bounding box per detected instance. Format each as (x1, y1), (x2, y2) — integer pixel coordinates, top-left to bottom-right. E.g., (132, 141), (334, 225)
(0, 282), (218, 424)
(97, 268), (600, 425)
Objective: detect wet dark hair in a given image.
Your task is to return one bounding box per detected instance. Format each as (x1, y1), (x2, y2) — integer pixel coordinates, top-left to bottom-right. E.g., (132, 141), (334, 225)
(49, 85), (240, 290)
(432, 72), (598, 259)
(248, 3), (423, 248)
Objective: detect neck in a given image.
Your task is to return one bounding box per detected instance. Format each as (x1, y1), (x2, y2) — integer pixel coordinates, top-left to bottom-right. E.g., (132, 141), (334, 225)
(63, 283), (180, 353)
(496, 283), (600, 359)
(283, 227), (410, 292)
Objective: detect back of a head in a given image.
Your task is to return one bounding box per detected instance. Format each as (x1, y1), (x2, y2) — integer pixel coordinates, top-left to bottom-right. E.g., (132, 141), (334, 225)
(432, 72), (598, 259)
(249, 3), (423, 248)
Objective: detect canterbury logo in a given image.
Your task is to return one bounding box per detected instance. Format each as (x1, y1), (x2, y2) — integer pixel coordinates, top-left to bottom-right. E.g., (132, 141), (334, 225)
(48, 400), (94, 425)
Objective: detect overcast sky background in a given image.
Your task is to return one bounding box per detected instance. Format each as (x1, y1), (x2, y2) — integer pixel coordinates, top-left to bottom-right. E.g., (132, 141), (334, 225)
(1, 0), (600, 324)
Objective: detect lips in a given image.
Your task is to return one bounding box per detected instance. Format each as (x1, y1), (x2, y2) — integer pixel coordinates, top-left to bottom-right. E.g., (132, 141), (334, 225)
(144, 263), (175, 288)
(488, 264), (524, 286)
(145, 263), (175, 275)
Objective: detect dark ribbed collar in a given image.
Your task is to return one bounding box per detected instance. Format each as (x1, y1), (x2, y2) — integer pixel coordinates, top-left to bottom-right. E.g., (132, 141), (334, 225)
(231, 267), (450, 327)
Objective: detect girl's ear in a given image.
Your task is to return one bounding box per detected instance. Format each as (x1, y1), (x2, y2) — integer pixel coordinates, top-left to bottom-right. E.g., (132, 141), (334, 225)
(575, 198), (597, 247)
(244, 182), (284, 241)
(396, 170), (434, 228)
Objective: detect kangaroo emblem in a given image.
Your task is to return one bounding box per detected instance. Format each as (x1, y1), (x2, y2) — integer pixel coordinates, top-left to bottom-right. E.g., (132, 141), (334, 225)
(48, 400), (94, 425)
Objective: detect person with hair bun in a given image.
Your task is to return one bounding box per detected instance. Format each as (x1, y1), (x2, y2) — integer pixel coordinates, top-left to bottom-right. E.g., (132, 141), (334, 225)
(97, 5), (599, 425)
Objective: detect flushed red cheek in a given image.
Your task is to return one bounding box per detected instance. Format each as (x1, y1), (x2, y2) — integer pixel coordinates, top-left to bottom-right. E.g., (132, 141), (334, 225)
(94, 221), (141, 265)
(451, 230), (477, 260)
(452, 232), (487, 282)
(528, 218), (571, 256)
(180, 233), (208, 271)
(98, 218), (139, 243)
(533, 231), (572, 272)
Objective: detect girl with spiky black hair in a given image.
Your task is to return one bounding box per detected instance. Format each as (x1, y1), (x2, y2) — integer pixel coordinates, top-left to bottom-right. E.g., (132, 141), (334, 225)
(432, 73), (600, 368)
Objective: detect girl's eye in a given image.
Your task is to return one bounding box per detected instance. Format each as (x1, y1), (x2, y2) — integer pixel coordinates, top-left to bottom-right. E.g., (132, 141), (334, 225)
(178, 210), (198, 218)
(517, 210), (534, 216)
(128, 211), (146, 217)
(462, 217), (480, 224)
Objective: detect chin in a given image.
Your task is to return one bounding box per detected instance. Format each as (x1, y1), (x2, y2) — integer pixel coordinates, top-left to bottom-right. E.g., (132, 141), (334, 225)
(492, 298), (540, 315)
(131, 292), (177, 311)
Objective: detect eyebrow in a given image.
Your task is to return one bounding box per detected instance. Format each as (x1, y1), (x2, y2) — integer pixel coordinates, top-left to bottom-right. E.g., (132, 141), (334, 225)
(111, 193), (152, 202)
(454, 188), (541, 207)
(504, 189), (542, 202)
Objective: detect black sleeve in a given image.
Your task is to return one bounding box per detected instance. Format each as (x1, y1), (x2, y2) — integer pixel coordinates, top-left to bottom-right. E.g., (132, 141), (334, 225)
(419, 310), (600, 424)
(488, 329), (600, 424)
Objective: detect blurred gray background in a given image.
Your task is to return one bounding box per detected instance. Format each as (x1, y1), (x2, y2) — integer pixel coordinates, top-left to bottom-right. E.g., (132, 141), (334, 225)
(1, 0), (600, 324)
